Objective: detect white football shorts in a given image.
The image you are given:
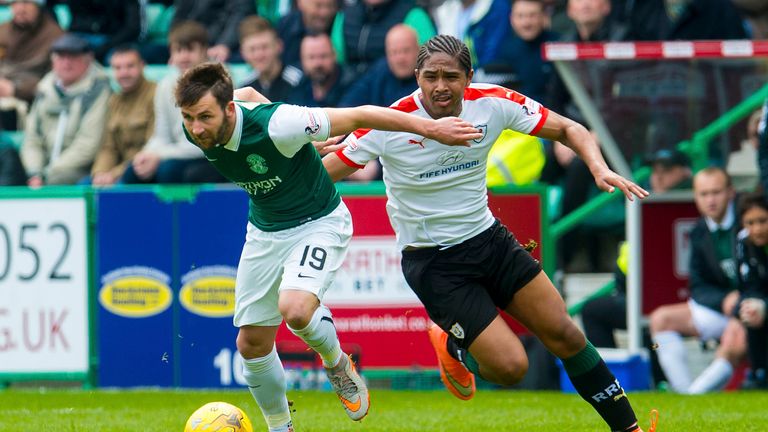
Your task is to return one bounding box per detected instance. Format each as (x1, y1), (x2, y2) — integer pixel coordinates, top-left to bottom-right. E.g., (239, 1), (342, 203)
(233, 201), (352, 327)
(688, 298), (729, 341)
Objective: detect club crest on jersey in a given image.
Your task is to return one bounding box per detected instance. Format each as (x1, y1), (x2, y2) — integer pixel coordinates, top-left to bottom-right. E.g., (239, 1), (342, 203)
(473, 124), (487, 143)
(522, 98), (539, 116)
(246, 153), (268, 174)
(450, 323), (465, 339)
(437, 150), (465, 166)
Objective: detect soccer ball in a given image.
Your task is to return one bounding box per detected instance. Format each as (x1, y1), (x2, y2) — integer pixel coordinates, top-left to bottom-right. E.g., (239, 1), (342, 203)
(184, 401), (254, 432)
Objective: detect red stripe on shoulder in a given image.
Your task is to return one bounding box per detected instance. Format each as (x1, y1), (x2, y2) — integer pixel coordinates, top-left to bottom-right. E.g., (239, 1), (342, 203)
(389, 95), (419, 113)
(352, 128), (372, 139)
(464, 86), (527, 106)
(335, 149), (367, 169)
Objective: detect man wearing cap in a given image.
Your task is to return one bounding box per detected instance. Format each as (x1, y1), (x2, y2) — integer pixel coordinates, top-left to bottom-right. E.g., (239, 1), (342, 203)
(20, 33), (111, 185)
(649, 166), (745, 394)
(0, 0), (63, 128)
(648, 148), (693, 192)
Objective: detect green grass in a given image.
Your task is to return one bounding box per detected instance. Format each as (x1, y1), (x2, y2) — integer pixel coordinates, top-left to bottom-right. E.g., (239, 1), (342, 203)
(1, 389), (767, 431)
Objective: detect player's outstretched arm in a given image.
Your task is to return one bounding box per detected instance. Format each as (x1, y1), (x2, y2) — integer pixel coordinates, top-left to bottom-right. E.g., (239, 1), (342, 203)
(323, 106), (482, 147)
(233, 87), (271, 103)
(323, 152), (359, 182)
(535, 110), (649, 201)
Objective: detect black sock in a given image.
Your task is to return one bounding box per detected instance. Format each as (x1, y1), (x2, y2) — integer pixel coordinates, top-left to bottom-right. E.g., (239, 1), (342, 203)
(447, 335), (482, 377)
(564, 342), (638, 431)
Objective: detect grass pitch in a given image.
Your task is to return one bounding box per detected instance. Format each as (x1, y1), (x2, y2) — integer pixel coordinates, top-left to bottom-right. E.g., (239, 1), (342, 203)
(1, 388), (766, 431)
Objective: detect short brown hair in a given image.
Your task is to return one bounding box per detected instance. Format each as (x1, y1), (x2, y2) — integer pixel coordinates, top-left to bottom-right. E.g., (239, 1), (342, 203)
(238, 15), (277, 41)
(168, 20), (209, 50)
(175, 62), (233, 110)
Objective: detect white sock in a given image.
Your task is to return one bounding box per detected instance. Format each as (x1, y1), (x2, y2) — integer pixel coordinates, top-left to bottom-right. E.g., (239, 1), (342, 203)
(653, 331), (692, 393)
(688, 357), (733, 394)
(242, 346), (292, 430)
(288, 304), (343, 368)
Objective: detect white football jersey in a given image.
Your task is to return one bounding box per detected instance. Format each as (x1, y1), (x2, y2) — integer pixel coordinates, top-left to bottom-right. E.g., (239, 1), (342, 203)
(337, 83), (549, 249)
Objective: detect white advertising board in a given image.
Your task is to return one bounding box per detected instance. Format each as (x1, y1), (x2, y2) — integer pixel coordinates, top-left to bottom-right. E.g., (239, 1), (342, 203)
(0, 198), (89, 373)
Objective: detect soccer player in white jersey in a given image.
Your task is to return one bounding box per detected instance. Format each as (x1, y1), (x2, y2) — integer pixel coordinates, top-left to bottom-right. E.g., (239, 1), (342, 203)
(323, 35), (657, 432)
(175, 62), (482, 432)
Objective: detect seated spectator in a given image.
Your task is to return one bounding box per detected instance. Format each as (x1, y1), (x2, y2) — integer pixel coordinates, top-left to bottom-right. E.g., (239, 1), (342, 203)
(20, 33), (111, 185)
(489, 0), (558, 104)
(647, 148), (693, 192)
(122, 21), (222, 184)
(727, 109), (761, 191)
(88, 45), (156, 186)
(0, 146), (27, 185)
(0, 0), (63, 130)
(172, 0), (256, 63)
(288, 33), (350, 107)
(339, 24), (418, 108)
(47, 0), (141, 63)
(277, 0), (338, 68)
(628, 0), (748, 41)
(733, 0), (768, 39)
(735, 192), (768, 389)
(433, 0), (511, 67)
(331, 0), (435, 78)
(650, 167), (745, 393)
(238, 16), (302, 103)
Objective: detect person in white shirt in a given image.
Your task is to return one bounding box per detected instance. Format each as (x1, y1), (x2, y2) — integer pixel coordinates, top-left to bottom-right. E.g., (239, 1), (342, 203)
(323, 35), (655, 432)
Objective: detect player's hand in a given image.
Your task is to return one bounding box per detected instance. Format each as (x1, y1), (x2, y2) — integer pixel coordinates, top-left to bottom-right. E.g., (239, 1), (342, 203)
(27, 175), (43, 187)
(429, 117), (483, 147)
(592, 168), (649, 201)
(92, 172), (117, 186)
(313, 135), (346, 156)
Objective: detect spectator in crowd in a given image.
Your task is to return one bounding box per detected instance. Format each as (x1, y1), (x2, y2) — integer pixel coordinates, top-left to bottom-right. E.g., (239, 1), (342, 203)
(122, 21), (221, 184)
(339, 24), (418, 108)
(628, 0), (748, 41)
(0, 0), (63, 131)
(20, 33), (111, 185)
(288, 33), (349, 108)
(238, 16), (302, 103)
(47, 0), (141, 63)
(581, 150), (695, 348)
(277, 0), (338, 68)
(433, 0), (511, 68)
(734, 191), (768, 389)
(172, 0), (256, 63)
(733, 0), (768, 39)
(650, 166), (745, 394)
(0, 146), (27, 185)
(490, 0), (558, 104)
(88, 45), (155, 186)
(331, 0), (435, 78)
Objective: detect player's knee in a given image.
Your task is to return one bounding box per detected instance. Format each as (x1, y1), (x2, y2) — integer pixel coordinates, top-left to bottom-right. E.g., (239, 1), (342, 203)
(545, 318), (585, 358)
(236, 332), (273, 360)
(279, 302), (314, 330)
(493, 355), (528, 386)
(649, 308), (671, 333)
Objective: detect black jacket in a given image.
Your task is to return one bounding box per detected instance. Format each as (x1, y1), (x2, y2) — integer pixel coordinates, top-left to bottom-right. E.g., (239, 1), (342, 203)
(688, 216), (739, 312)
(736, 232), (768, 302)
(172, 0), (255, 50)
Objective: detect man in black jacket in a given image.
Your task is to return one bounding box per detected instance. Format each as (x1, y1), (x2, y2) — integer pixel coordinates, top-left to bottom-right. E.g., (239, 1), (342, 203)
(649, 167), (746, 393)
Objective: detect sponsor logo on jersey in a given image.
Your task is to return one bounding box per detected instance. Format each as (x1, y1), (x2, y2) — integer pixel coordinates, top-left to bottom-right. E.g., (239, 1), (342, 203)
(235, 176), (283, 194)
(437, 150), (465, 166)
(450, 322), (465, 339)
(246, 153), (268, 174)
(408, 138), (425, 148)
(418, 159), (480, 179)
(305, 112), (321, 136)
(522, 98), (539, 116)
(473, 124), (487, 143)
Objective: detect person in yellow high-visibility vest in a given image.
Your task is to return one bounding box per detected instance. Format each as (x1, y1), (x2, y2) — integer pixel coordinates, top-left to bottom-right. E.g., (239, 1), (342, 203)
(486, 129), (545, 187)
